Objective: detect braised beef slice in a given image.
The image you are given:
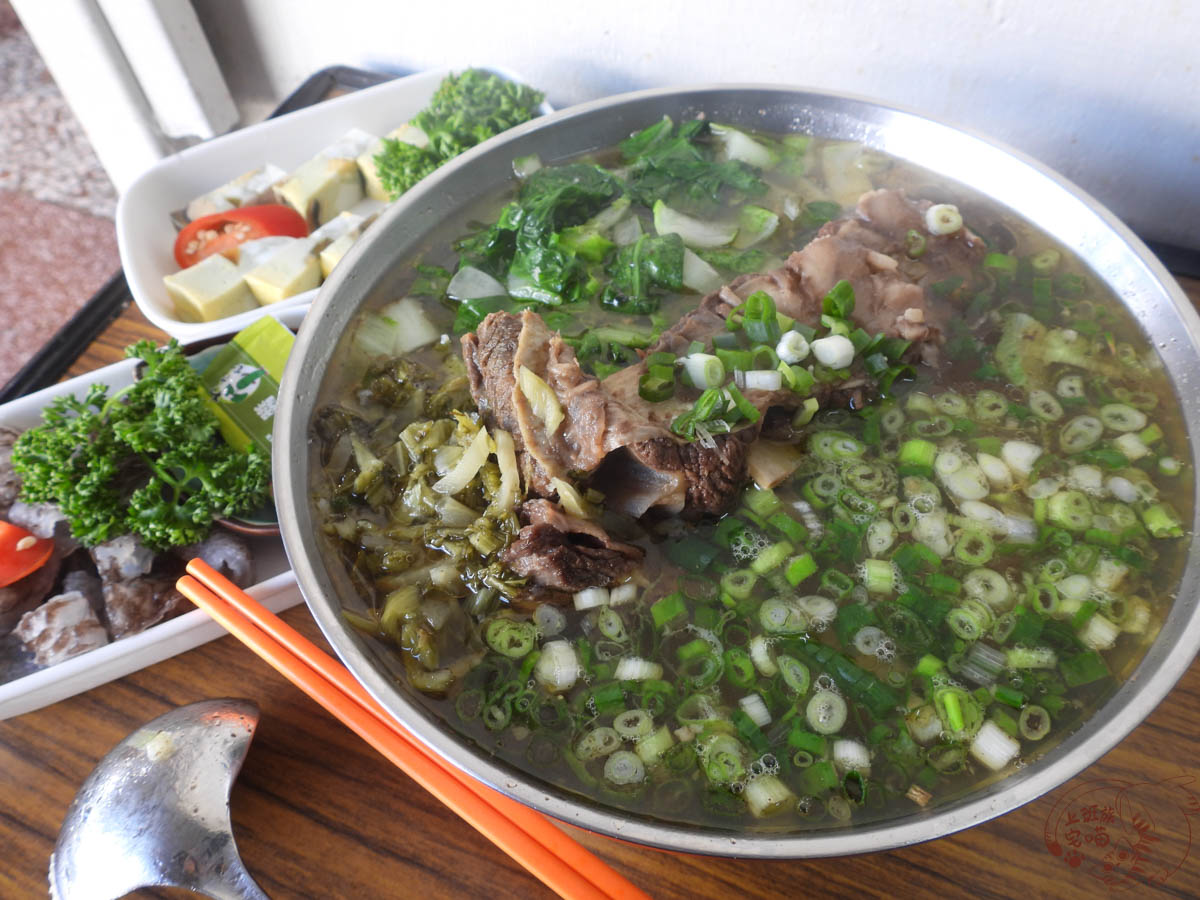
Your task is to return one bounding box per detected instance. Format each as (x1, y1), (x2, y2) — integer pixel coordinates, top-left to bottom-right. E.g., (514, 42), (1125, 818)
(463, 310), (635, 495)
(500, 499), (642, 593)
(783, 188), (985, 364)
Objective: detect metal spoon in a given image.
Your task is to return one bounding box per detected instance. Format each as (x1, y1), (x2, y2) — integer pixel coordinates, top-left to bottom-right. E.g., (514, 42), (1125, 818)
(50, 698), (269, 900)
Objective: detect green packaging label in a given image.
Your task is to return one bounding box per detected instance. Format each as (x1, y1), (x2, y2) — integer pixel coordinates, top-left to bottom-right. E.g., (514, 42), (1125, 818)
(200, 316), (295, 453)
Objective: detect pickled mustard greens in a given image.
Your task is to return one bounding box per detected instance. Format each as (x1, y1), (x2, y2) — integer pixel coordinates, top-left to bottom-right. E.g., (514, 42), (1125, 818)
(313, 116), (1191, 829)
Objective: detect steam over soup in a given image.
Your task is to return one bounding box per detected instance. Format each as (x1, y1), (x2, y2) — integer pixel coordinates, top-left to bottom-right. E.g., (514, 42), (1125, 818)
(311, 117), (1190, 828)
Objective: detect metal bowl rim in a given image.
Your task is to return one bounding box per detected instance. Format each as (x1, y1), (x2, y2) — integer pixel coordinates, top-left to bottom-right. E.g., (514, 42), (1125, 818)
(275, 82), (1200, 857)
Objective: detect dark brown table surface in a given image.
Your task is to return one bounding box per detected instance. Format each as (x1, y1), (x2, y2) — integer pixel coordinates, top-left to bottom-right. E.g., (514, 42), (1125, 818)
(2, 280), (1199, 900)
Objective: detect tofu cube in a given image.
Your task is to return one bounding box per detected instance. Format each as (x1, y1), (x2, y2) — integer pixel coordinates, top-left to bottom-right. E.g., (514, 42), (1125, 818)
(318, 127), (380, 161)
(243, 238), (323, 306)
(162, 254), (256, 322)
(319, 231), (360, 277)
(274, 156), (363, 227)
(185, 164), (287, 220)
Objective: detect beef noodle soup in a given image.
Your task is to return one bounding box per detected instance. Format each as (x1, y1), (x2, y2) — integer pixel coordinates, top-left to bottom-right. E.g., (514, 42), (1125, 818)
(310, 117), (1190, 829)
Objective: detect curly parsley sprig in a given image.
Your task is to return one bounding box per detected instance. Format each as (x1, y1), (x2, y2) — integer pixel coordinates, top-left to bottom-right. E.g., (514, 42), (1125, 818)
(374, 69), (544, 201)
(12, 340), (271, 550)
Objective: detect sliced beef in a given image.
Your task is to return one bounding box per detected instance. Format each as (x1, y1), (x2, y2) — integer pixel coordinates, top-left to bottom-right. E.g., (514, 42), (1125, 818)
(15, 591), (109, 666)
(500, 499), (643, 593)
(509, 584), (574, 612)
(589, 445), (687, 519)
(463, 310), (640, 495)
(782, 188), (986, 363)
(646, 289), (740, 356)
(642, 188), (986, 369)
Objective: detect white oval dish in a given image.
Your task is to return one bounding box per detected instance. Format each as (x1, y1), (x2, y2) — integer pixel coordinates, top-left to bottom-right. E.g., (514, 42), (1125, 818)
(117, 67), (551, 343)
(0, 347), (297, 719)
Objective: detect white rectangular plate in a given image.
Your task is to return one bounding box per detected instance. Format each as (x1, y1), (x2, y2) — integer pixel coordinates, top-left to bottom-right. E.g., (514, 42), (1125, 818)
(117, 66), (551, 343)
(0, 357), (298, 720)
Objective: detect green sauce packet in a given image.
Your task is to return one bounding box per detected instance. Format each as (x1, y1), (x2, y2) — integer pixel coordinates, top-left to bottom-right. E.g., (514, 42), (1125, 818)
(199, 316), (294, 453)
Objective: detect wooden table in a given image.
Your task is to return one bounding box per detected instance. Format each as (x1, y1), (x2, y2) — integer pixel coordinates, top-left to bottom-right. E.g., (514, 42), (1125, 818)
(3, 282), (1200, 900)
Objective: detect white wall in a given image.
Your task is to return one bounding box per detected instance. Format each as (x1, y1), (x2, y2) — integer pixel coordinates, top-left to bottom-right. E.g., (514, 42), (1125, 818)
(193, 0), (1200, 249)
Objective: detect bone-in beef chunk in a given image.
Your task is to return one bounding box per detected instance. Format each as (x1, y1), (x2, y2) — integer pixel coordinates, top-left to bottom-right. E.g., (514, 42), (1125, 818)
(90, 533), (156, 583)
(462, 188), (970, 524)
(596, 432), (749, 519)
(15, 591), (109, 666)
(174, 530), (254, 588)
(500, 499), (642, 592)
(103, 577), (191, 639)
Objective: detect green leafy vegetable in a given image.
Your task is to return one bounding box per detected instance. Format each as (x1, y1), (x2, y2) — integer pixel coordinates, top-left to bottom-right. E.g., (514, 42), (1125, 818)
(619, 116), (767, 214)
(696, 246), (773, 275)
(11, 340), (271, 550)
(601, 232), (684, 314)
(464, 163), (623, 307)
(374, 69), (544, 200)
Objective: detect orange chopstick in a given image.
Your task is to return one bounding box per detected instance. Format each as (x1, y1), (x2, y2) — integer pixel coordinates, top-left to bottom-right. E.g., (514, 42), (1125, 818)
(177, 560), (650, 900)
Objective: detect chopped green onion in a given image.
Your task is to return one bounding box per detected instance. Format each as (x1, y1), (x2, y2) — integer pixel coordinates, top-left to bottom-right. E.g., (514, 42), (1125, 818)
(974, 390), (1008, 422)
(726, 383), (761, 423)
(682, 353), (726, 389)
(1141, 502), (1183, 538)
(969, 720), (1020, 771)
(759, 596), (808, 633)
(743, 291), (782, 344)
(723, 648), (757, 688)
(806, 689), (848, 734)
(638, 370), (675, 402)
(650, 592), (688, 629)
(822, 280), (856, 318)
(484, 619), (538, 658)
(715, 347), (753, 372)
(777, 330), (811, 364)
(898, 439), (937, 473)
(1061, 415), (1104, 453)
(905, 229), (927, 258)
(720, 568), (758, 600)
(1006, 646), (1057, 669)
(742, 369), (783, 391)
(812, 334), (855, 369)
(784, 553), (819, 586)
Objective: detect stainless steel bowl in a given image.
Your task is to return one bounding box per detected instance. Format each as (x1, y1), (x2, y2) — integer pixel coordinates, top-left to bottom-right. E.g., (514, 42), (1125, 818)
(274, 85), (1200, 857)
